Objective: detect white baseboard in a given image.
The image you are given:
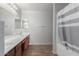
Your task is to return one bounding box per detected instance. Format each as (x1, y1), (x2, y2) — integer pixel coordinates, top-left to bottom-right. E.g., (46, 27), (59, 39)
(52, 50), (58, 56)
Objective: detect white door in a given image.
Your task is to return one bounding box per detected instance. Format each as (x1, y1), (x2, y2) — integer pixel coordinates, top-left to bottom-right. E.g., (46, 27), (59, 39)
(29, 11), (53, 45)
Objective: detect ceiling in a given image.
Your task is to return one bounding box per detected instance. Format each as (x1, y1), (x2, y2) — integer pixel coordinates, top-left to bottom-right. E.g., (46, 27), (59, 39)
(16, 3), (69, 22)
(16, 3), (53, 19)
(16, 3), (69, 19)
(55, 3), (69, 14)
(17, 3), (53, 12)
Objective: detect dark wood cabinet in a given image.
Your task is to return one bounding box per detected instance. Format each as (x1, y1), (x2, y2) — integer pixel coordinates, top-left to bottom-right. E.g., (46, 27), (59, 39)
(5, 48), (15, 56)
(22, 35), (29, 50)
(15, 42), (22, 56)
(5, 35), (29, 56)
(24, 38), (29, 49)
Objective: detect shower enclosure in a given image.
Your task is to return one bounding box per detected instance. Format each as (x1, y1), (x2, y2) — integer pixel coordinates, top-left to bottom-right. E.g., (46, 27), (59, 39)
(57, 3), (79, 55)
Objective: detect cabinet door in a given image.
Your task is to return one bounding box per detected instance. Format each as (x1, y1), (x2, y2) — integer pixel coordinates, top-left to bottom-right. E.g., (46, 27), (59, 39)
(24, 39), (29, 49)
(5, 48), (15, 56)
(15, 43), (22, 56)
(25, 35), (29, 49)
(22, 35), (29, 50)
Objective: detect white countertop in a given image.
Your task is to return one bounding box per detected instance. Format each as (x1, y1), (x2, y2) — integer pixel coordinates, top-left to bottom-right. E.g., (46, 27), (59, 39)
(4, 32), (29, 55)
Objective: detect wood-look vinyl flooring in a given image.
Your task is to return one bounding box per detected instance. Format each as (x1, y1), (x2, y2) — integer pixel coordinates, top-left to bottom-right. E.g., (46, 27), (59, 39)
(23, 45), (54, 56)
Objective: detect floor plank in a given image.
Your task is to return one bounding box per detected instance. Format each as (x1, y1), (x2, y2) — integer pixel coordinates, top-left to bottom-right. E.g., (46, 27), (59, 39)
(23, 45), (53, 56)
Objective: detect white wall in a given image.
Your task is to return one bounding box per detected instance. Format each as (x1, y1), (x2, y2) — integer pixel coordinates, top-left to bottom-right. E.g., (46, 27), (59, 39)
(18, 3), (53, 45)
(0, 21), (4, 55)
(0, 6), (21, 36)
(0, 7), (16, 35)
(27, 10), (53, 45)
(0, 5), (17, 55)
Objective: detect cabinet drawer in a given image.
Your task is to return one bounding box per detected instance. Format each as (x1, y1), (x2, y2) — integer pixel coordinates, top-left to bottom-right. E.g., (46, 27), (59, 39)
(16, 43), (21, 50)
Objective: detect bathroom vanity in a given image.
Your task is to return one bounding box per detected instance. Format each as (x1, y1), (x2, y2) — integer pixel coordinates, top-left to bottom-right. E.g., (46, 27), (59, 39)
(5, 33), (29, 56)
